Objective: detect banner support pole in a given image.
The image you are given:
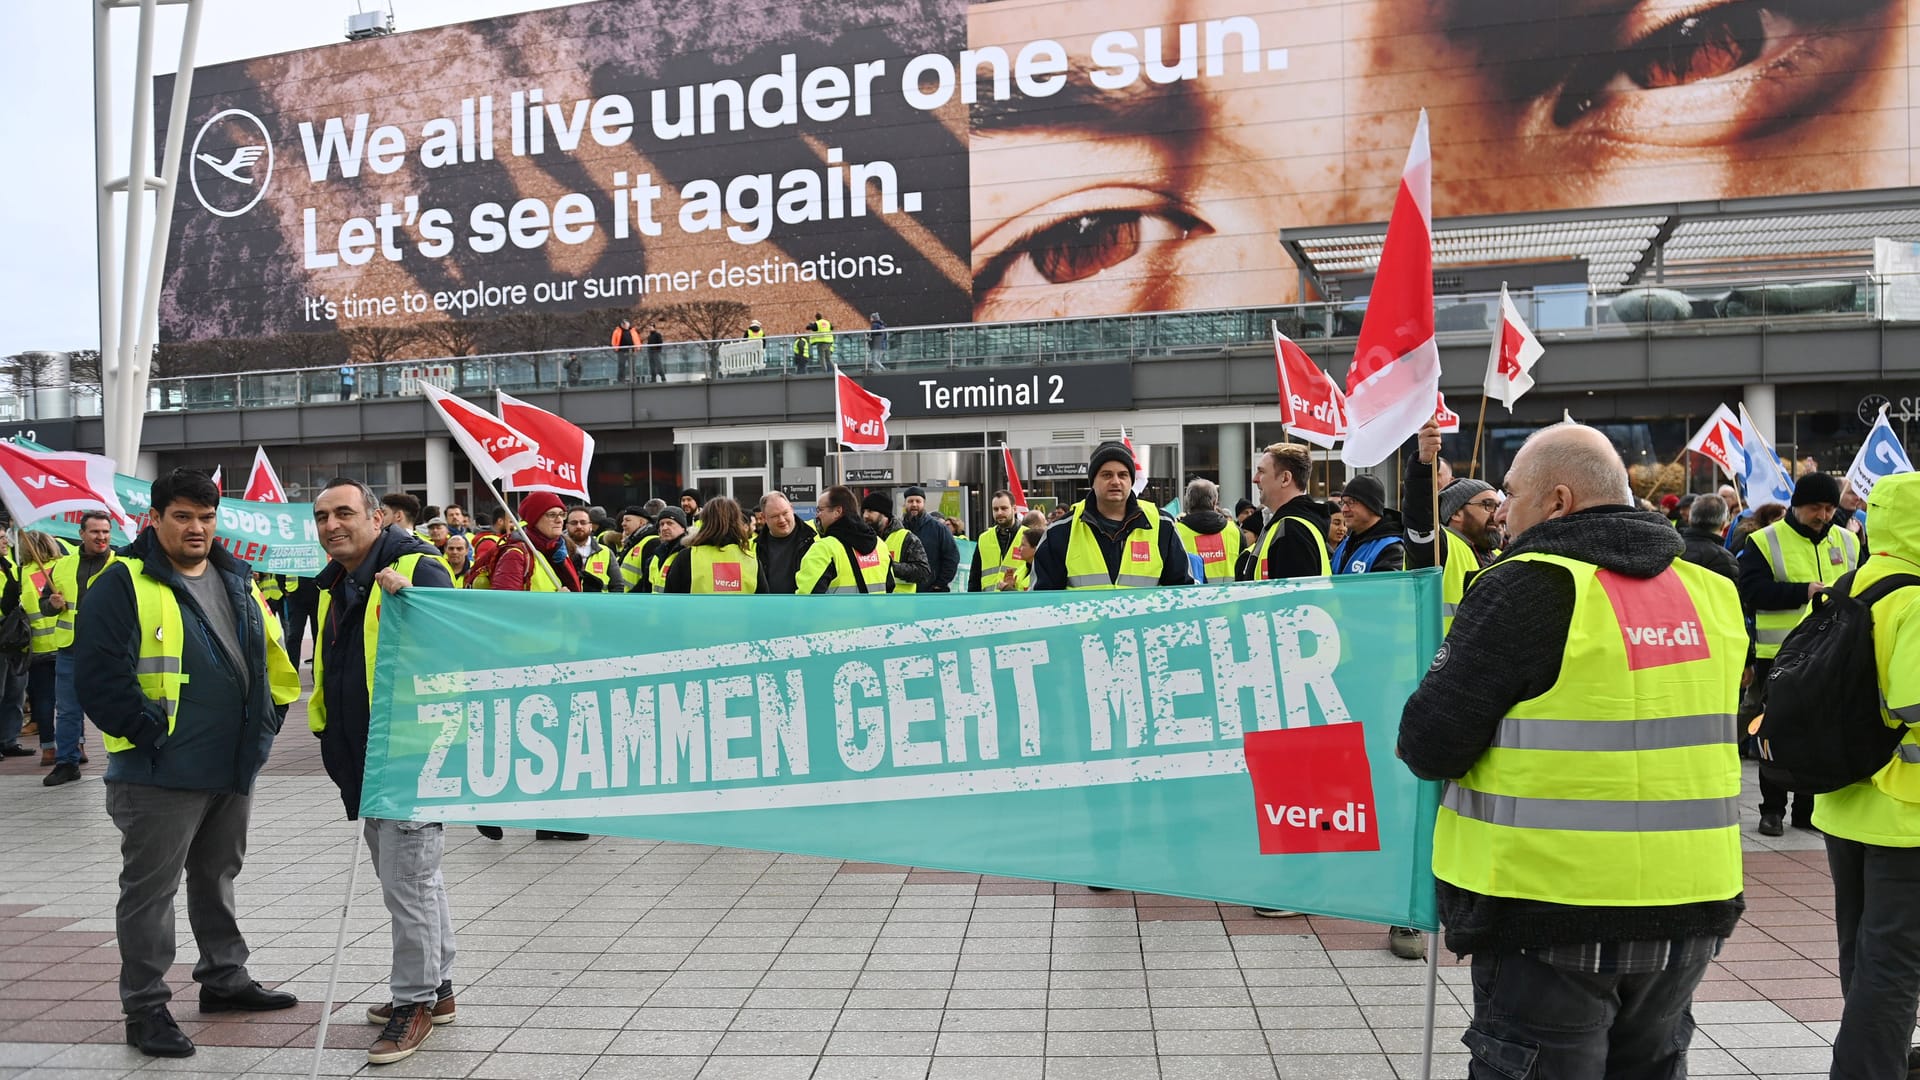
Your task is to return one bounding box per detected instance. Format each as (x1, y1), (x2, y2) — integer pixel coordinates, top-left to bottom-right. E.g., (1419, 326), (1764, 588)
(309, 823), (364, 1080)
(1468, 393), (1490, 479)
(477, 472), (565, 592)
(1418, 928), (1440, 1080)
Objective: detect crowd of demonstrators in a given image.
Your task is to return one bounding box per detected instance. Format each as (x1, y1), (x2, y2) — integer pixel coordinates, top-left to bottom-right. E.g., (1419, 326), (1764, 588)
(1679, 494), (1739, 581)
(662, 499), (759, 594)
(563, 507), (621, 592)
(7, 530), (64, 763)
(1403, 420), (1502, 635)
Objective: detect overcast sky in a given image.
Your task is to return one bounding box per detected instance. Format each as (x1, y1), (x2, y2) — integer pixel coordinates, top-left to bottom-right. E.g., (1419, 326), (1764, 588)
(0, 0), (577, 357)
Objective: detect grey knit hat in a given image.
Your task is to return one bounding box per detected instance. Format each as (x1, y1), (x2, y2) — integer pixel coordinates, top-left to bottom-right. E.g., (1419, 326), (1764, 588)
(1439, 479), (1495, 525)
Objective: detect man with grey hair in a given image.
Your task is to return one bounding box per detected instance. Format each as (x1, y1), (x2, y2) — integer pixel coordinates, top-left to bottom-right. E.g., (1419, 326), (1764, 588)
(1175, 478), (1242, 583)
(1398, 423), (1747, 1079)
(1680, 494), (1738, 582)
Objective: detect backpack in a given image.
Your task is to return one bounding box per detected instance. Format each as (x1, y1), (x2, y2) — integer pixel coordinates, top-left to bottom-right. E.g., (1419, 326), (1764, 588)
(1756, 569), (1920, 793)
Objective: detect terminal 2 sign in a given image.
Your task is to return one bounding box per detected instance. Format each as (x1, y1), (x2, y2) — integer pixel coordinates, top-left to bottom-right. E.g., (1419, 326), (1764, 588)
(868, 364), (1132, 419)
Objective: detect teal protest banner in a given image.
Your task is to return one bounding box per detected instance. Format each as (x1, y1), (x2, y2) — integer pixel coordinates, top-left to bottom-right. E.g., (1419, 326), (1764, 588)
(26, 475), (326, 574)
(362, 572), (1444, 929)
(952, 538), (977, 591)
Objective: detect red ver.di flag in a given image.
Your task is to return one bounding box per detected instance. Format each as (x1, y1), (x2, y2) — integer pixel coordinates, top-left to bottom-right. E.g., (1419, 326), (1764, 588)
(1342, 110), (1440, 468)
(0, 442), (140, 535)
(243, 446), (288, 503)
(1273, 326), (1346, 450)
(835, 367), (892, 450)
(421, 385), (540, 483)
(1434, 392), (1461, 434)
(499, 391), (595, 501)
(1243, 723), (1382, 855)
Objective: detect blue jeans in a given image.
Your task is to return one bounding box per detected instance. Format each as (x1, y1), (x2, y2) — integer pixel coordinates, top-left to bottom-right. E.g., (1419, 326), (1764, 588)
(28, 656), (54, 747)
(1463, 949), (1707, 1079)
(55, 648), (85, 764)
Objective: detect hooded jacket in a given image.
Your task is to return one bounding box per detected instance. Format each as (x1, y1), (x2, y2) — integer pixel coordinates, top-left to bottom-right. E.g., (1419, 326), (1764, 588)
(1177, 509), (1233, 537)
(1238, 494), (1332, 581)
(314, 527), (452, 817)
(802, 515), (887, 594)
(1397, 507), (1745, 956)
(75, 528), (292, 794)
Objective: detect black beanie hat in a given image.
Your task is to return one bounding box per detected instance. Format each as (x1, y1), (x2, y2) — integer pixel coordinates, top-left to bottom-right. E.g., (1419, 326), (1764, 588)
(1087, 440), (1135, 479)
(861, 491), (895, 519)
(1341, 474), (1387, 517)
(1791, 471), (1842, 508)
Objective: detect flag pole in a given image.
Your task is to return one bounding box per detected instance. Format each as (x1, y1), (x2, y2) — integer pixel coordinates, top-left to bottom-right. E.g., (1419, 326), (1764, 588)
(468, 465), (564, 592)
(1468, 393), (1490, 479)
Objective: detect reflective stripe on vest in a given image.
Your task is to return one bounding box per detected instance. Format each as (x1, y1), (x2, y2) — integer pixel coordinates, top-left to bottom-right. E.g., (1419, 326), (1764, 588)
(1752, 521), (1859, 659)
(621, 536), (657, 590)
(1063, 503), (1163, 590)
(1431, 551), (1746, 906)
(47, 551), (118, 650)
(884, 529), (917, 594)
(690, 544), (759, 594)
(1254, 513), (1330, 580)
(1440, 530), (1476, 636)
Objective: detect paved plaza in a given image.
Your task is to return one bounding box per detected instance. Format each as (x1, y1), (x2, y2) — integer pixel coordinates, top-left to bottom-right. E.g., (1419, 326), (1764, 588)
(0, 690), (1856, 1080)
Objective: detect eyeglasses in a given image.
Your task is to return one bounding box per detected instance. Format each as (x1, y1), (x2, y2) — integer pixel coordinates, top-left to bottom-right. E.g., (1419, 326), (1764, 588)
(1467, 498), (1501, 513)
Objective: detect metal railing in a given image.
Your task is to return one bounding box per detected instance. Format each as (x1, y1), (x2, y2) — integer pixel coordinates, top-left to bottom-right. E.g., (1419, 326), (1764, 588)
(5, 272), (1894, 419)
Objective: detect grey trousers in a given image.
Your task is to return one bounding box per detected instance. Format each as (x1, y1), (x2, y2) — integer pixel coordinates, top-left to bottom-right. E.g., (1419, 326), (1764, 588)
(364, 818), (455, 1005)
(103, 783), (256, 1015)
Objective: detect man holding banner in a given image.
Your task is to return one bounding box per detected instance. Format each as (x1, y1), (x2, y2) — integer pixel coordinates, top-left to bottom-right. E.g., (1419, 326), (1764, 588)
(1400, 423), (1746, 1078)
(308, 479), (459, 1066)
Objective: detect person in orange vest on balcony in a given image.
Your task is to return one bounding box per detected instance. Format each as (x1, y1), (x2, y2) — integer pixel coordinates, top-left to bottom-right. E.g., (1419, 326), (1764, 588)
(610, 318), (640, 382)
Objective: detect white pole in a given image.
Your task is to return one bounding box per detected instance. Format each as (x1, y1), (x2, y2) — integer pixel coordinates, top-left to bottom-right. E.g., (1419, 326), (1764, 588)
(111, 0), (160, 469)
(125, 0), (205, 463)
(93, 2), (121, 406)
(1418, 930), (1440, 1080)
(309, 824), (364, 1080)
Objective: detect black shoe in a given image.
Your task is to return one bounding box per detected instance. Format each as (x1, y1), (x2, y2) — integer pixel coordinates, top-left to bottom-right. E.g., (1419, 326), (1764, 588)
(0, 742), (32, 758)
(126, 1007), (195, 1058)
(1793, 819), (1821, 833)
(1758, 813), (1785, 837)
(42, 762), (80, 786)
(199, 981), (297, 1013)
(476, 826), (503, 840)
(534, 830), (587, 841)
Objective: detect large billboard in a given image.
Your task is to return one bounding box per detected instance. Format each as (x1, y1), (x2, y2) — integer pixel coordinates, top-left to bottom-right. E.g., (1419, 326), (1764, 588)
(158, 0), (1916, 344)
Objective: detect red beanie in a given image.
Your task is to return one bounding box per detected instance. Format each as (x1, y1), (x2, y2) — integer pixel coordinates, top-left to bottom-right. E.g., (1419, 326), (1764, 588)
(518, 491), (564, 524)
(1660, 494), (1680, 511)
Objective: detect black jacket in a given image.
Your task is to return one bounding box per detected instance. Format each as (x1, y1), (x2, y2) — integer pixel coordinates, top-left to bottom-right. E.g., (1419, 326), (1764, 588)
(877, 520), (932, 587)
(1238, 495), (1332, 580)
(1680, 526), (1739, 583)
(1737, 512), (1839, 614)
(75, 528), (289, 794)
(1396, 507), (1744, 956)
(902, 512), (959, 591)
(968, 524), (1022, 592)
(1030, 496), (1193, 590)
(805, 516), (889, 594)
(754, 524), (816, 594)
(1331, 510), (1407, 574)
(314, 528), (452, 818)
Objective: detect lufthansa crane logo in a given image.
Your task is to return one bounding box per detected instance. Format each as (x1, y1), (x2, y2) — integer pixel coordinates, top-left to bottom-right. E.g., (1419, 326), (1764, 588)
(188, 108), (273, 218)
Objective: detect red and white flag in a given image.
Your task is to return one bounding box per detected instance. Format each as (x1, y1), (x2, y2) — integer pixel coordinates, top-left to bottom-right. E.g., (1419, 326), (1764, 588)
(835, 367), (892, 451)
(1002, 444), (1029, 513)
(421, 385), (541, 484)
(210, 465), (224, 491)
(1274, 325), (1347, 449)
(1121, 429), (1150, 496)
(243, 446), (288, 503)
(0, 442), (138, 535)
(1343, 110), (1440, 469)
(499, 392), (596, 502)
(1685, 403), (1748, 480)
(1483, 285), (1544, 411)
(1434, 392), (1462, 434)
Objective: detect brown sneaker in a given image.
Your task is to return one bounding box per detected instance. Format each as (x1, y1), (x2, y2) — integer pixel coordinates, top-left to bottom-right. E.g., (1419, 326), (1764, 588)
(366, 981), (454, 1025)
(367, 1001), (433, 1064)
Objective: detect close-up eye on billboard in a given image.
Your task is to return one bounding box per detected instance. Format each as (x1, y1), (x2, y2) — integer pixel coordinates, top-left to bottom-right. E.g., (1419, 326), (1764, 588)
(156, 0), (1916, 344)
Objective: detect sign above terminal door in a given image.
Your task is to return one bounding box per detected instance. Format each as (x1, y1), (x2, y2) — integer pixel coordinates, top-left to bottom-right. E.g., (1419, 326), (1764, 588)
(865, 364), (1132, 419)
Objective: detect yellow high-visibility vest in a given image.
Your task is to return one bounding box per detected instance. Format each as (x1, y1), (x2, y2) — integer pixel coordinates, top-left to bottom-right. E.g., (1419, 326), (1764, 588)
(311, 553), (428, 733)
(797, 535), (891, 594)
(689, 544), (759, 594)
(47, 551), (120, 649)
(1751, 520), (1860, 659)
(1063, 503), (1163, 589)
(883, 528), (917, 595)
(1174, 522), (1244, 585)
(1252, 513), (1329, 580)
(1432, 552), (1746, 905)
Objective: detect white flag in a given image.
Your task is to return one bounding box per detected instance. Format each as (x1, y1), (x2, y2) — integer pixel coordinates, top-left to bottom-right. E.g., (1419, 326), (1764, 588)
(1846, 404), (1915, 499)
(1737, 404), (1796, 509)
(1482, 285), (1544, 411)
